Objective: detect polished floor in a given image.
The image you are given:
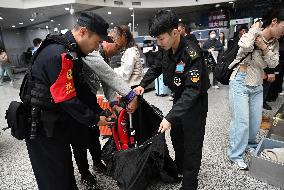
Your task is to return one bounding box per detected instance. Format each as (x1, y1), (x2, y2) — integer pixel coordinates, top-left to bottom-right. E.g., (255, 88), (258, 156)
(0, 74), (283, 190)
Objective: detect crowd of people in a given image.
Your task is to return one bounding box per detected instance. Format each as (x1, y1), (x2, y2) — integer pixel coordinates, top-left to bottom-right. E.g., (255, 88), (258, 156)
(1, 6), (284, 190)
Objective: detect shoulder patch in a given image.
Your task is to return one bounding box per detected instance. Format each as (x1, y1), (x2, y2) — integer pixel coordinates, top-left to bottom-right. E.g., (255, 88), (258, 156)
(186, 43), (200, 61)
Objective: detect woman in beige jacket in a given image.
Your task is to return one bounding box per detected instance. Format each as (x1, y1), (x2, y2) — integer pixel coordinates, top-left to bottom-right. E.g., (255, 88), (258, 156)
(228, 9), (284, 170)
(112, 25), (143, 88)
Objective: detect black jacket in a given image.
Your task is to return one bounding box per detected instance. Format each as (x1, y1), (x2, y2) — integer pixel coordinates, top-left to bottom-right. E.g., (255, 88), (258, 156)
(31, 31), (100, 126)
(202, 38), (223, 55)
(140, 36), (210, 124)
(185, 34), (199, 46)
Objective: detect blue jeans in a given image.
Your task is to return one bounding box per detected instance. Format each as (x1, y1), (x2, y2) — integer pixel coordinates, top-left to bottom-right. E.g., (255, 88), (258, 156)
(228, 72), (263, 161)
(0, 63), (14, 84)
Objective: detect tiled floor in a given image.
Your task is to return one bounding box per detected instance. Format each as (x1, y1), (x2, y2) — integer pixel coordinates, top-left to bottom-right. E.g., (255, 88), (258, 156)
(0, 74), (283, 190)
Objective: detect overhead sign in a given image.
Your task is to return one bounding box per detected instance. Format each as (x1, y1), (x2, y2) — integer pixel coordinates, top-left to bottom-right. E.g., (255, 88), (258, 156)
(208, 10), (229, 28)
(230, 18), (253, 25)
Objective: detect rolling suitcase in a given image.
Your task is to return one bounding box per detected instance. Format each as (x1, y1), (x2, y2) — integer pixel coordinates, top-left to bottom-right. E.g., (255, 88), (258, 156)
(155, 74), (170, 97)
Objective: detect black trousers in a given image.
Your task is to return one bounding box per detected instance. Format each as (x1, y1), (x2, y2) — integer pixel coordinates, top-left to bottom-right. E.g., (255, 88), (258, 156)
(71, 126), (102, 177)
(26, 122), (78, 190)
(170, 94), (208, 190)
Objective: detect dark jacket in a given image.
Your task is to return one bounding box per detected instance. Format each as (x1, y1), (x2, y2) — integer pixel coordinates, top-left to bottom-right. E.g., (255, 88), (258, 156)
(185, 34), (199, 46)
(140, 36), (210, 124)
(31, 31), (100, 127)
(202, 38), (223, 54)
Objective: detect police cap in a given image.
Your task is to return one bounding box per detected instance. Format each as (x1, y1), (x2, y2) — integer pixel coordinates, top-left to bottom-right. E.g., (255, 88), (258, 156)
(77, 11), (112, 42)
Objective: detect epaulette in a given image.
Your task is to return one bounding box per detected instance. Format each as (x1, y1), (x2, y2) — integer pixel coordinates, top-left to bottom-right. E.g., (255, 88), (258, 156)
(185, 43), (200, 61)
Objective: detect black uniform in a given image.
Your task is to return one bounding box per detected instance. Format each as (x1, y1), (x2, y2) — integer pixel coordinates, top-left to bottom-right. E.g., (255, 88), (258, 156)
(140, 36), (210, 190)
(25, 31), (100, 190)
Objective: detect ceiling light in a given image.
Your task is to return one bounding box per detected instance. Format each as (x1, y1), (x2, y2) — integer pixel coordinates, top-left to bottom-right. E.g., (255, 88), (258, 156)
(58, 23), (61, 26)
(215, 4), (220, 8)
(12, 25), (15, 28)
(19, 22), (23, 25)
(108, 12), (111, 15)
(0, 17), (3, 20)
(50, 19), (54, 22)
(228, 1), (234, 3)
(30, 18), (34, 21)
(179, 19), (182, 22)
(65, 7), (70, 11)
(70, 5), (74, 15)
(111, 22), (114, 25)
(129, 7), (133, 10)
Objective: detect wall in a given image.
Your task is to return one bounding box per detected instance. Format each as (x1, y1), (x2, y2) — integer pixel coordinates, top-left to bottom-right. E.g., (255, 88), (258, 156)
(1, 29), (27, 60)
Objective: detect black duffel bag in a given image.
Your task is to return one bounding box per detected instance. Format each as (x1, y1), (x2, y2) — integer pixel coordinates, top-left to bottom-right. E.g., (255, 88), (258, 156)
(5, 101), (30, 140)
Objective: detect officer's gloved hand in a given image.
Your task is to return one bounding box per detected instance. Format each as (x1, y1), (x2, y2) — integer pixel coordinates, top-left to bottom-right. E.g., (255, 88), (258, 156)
(96, 116), (114, 127)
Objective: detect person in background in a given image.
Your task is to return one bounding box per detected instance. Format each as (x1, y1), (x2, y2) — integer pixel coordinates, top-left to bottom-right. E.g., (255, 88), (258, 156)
(0, 47), (15, 86)
(219, 32), (228, 52)
(32, 38), (42, 55)
(178, 22), (199, 46)
(113, 25), (143, 88)
(228, 25), (248, 50)
(202, 30), (223, 89)
(227, 8), (284, 170)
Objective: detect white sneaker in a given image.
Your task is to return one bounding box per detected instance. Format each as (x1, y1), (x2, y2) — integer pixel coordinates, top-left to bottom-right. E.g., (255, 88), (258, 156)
(280, 91), (284, 96)
(212, 85), (220, 89)
(231, 159), (248, 170)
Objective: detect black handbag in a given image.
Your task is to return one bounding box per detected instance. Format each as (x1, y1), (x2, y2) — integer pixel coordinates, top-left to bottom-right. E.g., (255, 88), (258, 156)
(5, 101), (30, 140)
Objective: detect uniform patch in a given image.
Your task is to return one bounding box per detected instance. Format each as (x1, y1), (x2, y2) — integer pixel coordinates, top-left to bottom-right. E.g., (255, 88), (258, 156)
(186, 45), (199, 61)
(174, 77), (182, 86)
(189, 69), (200, 83)
(175, 61), (185, 73)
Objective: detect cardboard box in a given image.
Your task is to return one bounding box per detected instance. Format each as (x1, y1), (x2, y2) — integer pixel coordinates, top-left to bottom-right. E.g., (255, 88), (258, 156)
(249, 138), (284, 189)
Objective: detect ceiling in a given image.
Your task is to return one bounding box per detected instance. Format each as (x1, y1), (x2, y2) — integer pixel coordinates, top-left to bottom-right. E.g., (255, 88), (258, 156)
(1, 0), (282, 30)
(0, 4), (94, 29)
(0, 3), (219, 30)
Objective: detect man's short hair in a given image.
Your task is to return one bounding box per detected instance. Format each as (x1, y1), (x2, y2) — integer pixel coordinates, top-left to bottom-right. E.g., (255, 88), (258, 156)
(33, 38), (42, 47)
(149, 9), (179, 37)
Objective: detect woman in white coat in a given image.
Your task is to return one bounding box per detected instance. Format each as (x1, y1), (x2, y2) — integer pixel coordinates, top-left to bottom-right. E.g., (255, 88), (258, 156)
(113, 25), (143, 88)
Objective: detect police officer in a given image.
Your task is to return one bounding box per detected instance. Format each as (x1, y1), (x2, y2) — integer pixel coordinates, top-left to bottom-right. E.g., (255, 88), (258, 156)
(24, 11), (137, 190)
(134, 10), (210, 190)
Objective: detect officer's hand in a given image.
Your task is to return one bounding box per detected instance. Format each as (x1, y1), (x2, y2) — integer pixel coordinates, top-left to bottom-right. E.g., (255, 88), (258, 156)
(127, 96), (138, 114)
(134, 86), (145, 95)
(97, 116), (114, 126)
(158, 118), (172, 133)
(267, 74), (276, 83)
(112, 105), (123, 115)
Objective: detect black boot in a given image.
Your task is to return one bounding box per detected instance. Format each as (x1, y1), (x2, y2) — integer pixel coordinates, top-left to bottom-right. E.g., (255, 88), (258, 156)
(263, 102), (272, 110)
